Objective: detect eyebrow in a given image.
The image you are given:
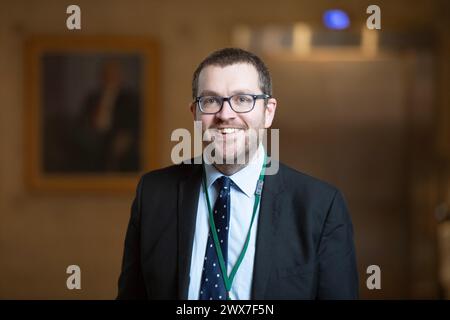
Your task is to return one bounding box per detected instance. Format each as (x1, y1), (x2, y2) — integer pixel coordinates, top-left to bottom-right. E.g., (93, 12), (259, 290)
(198, 89), (260, 97)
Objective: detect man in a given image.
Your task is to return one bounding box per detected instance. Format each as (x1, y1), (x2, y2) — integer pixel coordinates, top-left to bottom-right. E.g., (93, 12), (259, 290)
(117, 48), (359, 300)
(75, 60), (140, 172)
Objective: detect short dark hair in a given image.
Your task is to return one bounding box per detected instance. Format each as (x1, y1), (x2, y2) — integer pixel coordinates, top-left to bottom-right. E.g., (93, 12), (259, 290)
(192, 48), (272, 99)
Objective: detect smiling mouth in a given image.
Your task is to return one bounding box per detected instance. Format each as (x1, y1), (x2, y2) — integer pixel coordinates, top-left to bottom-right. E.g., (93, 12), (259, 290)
(218, 128), (243, 134)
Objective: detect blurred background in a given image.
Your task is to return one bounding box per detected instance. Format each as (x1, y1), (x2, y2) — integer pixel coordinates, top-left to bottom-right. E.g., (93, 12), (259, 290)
(1, 0), (450, 299)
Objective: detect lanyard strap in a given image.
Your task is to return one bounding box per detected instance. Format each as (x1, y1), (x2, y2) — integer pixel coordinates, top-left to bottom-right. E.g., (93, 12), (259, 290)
(202, 154), (267, 299)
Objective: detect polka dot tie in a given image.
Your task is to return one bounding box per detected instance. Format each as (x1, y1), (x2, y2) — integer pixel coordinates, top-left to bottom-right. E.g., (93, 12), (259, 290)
(199, 176), (231, 300)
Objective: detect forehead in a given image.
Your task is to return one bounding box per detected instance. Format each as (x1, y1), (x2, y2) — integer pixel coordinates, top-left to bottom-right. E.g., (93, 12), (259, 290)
(197, 63), (260, 94)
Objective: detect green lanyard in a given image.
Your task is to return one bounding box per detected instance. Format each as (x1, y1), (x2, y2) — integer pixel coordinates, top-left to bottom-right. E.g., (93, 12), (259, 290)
(201, 154), (267, 300)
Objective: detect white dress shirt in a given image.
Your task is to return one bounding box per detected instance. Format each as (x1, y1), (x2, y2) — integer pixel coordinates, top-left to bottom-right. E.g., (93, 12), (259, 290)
(188, 144), (265, 300)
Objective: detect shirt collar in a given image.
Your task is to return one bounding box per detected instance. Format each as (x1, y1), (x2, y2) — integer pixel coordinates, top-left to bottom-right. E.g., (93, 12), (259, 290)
(204, 144), (265, 198)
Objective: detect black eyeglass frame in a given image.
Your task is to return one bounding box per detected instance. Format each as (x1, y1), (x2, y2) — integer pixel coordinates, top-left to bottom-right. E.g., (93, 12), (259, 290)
(194, 93), (271, 114)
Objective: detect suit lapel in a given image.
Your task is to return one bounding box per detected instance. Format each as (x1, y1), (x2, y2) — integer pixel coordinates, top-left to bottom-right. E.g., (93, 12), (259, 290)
(177, 163), (202, 299)
(251, 165), (285, 299)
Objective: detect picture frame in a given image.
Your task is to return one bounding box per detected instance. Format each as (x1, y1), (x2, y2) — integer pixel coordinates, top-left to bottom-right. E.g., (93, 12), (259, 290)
(24, 35), (160, 193)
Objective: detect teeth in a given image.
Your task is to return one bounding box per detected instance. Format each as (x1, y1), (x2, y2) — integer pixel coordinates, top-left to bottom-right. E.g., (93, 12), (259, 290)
(220, 128), (238, 134)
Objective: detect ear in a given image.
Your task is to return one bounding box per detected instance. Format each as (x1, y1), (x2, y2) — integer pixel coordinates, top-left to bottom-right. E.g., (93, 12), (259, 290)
(190, 102), (197, 119)
(264, 98), (277, 128)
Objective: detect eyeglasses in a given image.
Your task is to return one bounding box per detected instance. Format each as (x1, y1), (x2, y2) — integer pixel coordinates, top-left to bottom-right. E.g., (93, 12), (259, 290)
(195, 94), (271, 114)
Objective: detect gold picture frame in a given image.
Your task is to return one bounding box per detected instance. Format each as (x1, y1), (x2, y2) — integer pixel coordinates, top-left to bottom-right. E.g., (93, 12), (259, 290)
(24, 35), (160, 193)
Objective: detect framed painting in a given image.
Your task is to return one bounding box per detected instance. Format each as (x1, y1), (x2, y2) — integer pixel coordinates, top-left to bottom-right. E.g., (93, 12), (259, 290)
(24, 35), (160, 193)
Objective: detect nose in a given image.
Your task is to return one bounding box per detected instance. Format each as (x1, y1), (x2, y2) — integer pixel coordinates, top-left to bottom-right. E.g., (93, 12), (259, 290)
(215, 99), (237, 121)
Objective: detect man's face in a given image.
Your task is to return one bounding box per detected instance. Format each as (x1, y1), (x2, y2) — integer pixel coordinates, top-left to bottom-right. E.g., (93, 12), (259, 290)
(191, 63), (277, 164)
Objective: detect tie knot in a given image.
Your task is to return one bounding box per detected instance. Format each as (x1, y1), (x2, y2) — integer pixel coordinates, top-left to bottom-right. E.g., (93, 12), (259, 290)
(215, 176), (231, 191)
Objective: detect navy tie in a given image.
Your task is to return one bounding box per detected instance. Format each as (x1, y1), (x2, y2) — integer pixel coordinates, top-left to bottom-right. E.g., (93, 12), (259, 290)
(199, 176), (231, 300)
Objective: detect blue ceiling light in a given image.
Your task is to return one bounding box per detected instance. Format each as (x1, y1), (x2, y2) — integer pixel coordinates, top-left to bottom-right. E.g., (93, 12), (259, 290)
(323, 9), (350, 30)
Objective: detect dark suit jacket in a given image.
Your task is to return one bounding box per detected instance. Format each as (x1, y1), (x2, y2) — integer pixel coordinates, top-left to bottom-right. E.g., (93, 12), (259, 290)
(117, 161), (359, 299)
